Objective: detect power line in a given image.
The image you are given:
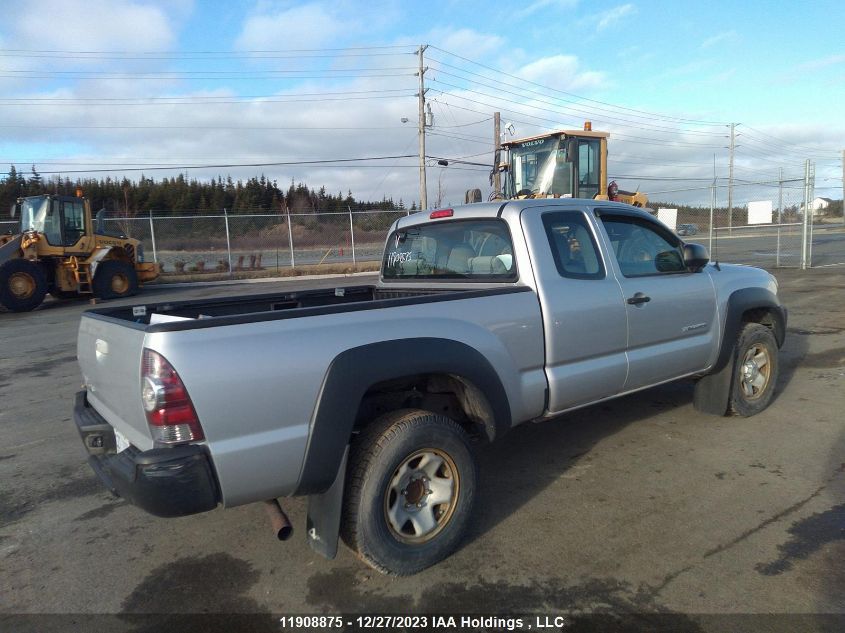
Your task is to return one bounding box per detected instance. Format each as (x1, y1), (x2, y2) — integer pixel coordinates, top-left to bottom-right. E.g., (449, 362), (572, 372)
(0, 93), (417, 107)
(429, 46), (728, 126)
(429, 85), (726, 149)
(0, 154), (419, 176)
(428, 63), (727, 137)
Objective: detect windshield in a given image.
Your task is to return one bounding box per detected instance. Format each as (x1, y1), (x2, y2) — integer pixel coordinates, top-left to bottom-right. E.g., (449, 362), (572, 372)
(383, 219), (516, 281)
(19, 197), (50, 233)
(505, 136), (572, 198)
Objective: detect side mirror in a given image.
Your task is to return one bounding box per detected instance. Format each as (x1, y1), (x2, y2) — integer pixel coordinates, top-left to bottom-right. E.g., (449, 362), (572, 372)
(10, 203), (17, 219)
(683, 243), (709, 272)
(95, 208), (106, 233)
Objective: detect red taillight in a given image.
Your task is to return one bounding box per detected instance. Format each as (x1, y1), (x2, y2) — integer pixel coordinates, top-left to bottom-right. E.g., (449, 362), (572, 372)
(429, 209), (453, 219)
(141, 348), (204, 445)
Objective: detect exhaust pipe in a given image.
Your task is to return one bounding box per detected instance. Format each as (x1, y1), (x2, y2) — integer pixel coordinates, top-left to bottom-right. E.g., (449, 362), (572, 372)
(263, 498), (293, 541)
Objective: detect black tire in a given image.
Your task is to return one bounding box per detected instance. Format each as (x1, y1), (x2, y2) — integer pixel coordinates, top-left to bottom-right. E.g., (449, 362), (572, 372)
(728, 323), (779, 417)
(0, 259), (47, 312)
(93, 260), (138, 299)
(341, 409), (477, 575)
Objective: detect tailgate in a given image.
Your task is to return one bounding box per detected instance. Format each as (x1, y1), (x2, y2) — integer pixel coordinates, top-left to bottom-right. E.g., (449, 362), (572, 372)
(77, 315), (153, 451)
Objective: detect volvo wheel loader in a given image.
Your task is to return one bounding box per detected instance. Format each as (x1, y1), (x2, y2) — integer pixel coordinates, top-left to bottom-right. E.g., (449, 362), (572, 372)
(0, 193), (159, 312)
(467, 122), (648, 207)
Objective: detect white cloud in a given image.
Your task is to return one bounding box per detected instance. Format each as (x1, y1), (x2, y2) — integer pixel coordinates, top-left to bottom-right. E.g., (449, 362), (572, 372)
(9, 0), (178, 52)
(518, 55), (605, 91)
(434, 28), (506, 60)
(514, 0), (579, 19)
(701, 30), (737, 49)
(794, 53), (845, 72)
(596, 3), (636, 31)
(235, 3), (354, 52)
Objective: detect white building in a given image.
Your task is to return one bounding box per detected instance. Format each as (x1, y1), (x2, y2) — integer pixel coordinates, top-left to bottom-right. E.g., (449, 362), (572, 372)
(810, 197), (833, 211)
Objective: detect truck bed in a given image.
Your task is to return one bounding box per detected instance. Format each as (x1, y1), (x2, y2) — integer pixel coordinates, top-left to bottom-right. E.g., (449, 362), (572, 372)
(83, 284), (530, 332)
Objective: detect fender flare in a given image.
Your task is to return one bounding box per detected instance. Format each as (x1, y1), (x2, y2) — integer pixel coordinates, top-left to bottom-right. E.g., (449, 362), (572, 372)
(0, 235), (23, 267)
(87, 246), (115, 279)
(693, 287), (787, 415)
(294, 337), (512, 496)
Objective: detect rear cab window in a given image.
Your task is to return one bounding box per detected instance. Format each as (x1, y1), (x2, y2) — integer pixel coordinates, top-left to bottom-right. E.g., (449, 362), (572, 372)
(542, 211), (605, 279)
(382, 218), (517, 281)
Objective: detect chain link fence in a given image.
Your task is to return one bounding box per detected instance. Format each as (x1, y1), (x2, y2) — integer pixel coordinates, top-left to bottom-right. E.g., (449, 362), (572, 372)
(1, 182), (842, 273)
(88, 209), (408, 275)
(656, 164), (845, 269)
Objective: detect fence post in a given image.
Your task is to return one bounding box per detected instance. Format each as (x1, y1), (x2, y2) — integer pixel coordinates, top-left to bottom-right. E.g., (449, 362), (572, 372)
(286, 210), (295, 268)
(708, 183), (714, 254)
(348, 206), (356, 266)
(148, 210), (158, 264)
(807, 161), (816, 268)
(223, 208), (233, 278)
(801, 160), (810, 270)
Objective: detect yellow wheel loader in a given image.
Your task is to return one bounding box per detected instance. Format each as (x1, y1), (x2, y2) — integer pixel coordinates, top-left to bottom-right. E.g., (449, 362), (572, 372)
(0, 193), (159, 312)
(481, 122), (648, 207)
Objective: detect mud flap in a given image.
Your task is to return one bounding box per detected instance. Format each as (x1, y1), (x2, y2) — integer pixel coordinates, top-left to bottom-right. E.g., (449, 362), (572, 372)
(306, 445), (348, 559)
(693, 343), (736, 415)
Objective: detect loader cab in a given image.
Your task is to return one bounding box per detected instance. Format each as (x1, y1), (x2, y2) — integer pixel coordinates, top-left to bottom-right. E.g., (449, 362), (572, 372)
(502, 128), (608, 201)
(15, 194), (92, 249)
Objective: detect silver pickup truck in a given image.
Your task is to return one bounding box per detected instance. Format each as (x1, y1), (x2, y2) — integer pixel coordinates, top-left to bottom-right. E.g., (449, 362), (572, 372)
(73, 199), (786, 575)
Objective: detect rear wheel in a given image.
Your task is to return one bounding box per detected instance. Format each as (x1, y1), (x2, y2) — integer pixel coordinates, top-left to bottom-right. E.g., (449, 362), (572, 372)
(341, 409), (477, 575)
(93, 260), (138, 299)
(0, 259), (47, 312)
(728, 323), (779, 416)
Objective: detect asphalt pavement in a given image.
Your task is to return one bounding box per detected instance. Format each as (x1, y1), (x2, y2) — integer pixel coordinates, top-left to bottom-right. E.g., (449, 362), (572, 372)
(1, 268), (844, 632)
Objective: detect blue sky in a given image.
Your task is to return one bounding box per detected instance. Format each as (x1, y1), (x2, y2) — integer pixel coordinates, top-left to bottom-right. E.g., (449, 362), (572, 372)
(0, 0), (842, 207)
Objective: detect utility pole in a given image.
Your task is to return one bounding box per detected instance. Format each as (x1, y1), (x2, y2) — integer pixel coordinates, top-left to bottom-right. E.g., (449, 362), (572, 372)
(416, 45), (429, 211)
(493, 112), (502, 195)
(841, 149), (844, 225)
(776, 167), (783, 267)
(727, 123), (736, 233)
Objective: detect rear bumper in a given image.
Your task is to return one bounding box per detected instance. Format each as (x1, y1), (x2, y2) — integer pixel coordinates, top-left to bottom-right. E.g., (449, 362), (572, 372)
(73, 391), (220, 518)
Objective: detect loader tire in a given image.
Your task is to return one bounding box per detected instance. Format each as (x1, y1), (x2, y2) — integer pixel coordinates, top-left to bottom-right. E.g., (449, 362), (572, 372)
(0, 259), (47, 312)
(93, 260), (138, 300)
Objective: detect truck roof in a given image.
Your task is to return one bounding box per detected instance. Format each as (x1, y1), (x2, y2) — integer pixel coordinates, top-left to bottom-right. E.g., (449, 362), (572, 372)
(395, 199), (656, 231)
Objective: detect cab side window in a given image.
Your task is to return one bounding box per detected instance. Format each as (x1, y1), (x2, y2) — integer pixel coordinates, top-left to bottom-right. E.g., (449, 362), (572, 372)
(63, 201), (85, 246)
(542, 211), (604, 279)
(600, 215), (685, 277)
(43, 200), (63, 246)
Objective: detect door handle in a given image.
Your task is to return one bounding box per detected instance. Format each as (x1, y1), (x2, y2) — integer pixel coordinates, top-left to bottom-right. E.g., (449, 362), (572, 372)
(627, 293), (651, 305)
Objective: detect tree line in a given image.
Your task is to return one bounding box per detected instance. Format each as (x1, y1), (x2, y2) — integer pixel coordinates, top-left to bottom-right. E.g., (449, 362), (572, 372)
(1, 165), (411, 217)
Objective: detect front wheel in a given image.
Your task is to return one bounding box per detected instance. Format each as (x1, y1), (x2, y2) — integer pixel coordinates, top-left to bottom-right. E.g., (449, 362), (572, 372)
(93, 260), (138, 299)
(341, 409), (477, 575)
(728, 323), (779, 416)
(0, 259), (47, 312)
